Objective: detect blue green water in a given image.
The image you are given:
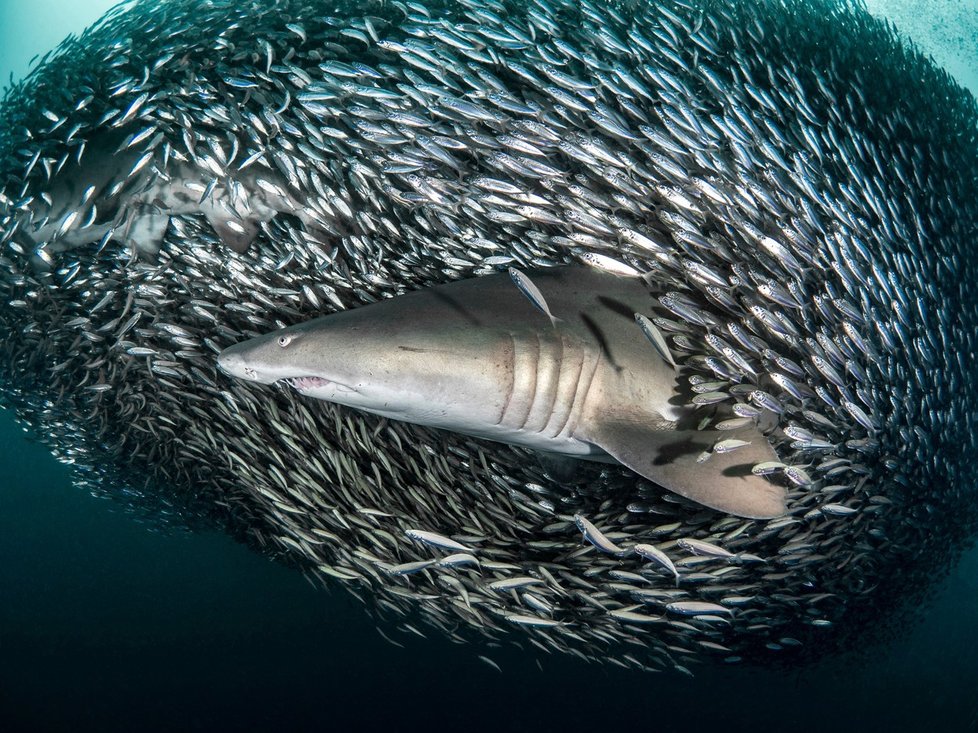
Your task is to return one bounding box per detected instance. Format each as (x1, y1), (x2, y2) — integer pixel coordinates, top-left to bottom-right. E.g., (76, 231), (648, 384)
(2, 406), (977, 731)
(1, 1), (977, 731)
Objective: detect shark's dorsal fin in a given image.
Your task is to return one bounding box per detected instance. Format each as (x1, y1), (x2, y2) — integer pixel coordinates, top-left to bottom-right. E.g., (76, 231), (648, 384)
(586, 424), (786, 519)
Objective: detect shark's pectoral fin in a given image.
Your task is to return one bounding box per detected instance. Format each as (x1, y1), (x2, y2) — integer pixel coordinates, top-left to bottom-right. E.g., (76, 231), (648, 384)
(587, 424), (786, 519)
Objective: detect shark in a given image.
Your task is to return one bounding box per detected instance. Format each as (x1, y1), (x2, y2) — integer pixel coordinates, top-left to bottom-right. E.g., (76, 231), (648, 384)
(17, 128), (335, 267)
(217, 266), (786, 519)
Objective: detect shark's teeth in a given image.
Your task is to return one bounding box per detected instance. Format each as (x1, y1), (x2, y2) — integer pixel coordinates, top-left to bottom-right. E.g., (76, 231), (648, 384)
(288, 376), (332, 390)
(287, 377), (358, 395)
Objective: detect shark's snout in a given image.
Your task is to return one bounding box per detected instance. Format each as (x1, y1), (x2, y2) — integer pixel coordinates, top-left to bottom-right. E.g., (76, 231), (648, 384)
(217, 348), (260, 382)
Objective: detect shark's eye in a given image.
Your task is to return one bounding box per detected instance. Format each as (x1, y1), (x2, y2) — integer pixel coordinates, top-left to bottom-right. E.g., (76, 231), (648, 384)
(277, 334), (294, 347)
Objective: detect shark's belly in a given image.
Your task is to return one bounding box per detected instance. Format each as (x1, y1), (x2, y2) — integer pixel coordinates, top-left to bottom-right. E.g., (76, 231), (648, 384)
(361, 402), (606, 459)
(458, 422), (608, 458)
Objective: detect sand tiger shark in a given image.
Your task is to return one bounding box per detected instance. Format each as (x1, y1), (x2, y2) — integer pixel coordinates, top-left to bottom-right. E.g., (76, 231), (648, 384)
(217, 266), (785, 519)
(19, 129), (329, 267)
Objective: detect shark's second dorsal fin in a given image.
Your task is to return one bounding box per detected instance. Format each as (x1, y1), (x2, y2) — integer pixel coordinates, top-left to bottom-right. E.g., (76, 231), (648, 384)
(586, 424), (786, 519)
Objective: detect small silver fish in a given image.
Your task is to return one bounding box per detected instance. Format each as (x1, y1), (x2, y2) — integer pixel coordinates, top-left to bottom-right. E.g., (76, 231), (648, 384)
(488, 576), (545, 591)
(751, 461), (787, 475)
(821, 503), (857, 516)
(633, 543), (679, 581)
(478, 655), (502, 672)
(580, 252), (640, 276)
(573, 514), (628, 555)
(608, 608), (663, 624)
(504, 614), (562, 627)
(508, 267), (560, 326)
(666, 601), (732, 616)
(404, 529), (474, 553)
(713, 438), (752, 454)
(635, 312), (677, 369)
(678, 538), (735, 559)
(438, 552), (481, 568)
(388, 560), (436, 576)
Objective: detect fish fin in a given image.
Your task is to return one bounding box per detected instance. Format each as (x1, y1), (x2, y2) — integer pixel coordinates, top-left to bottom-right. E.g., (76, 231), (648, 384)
(586, 424), (786, 519)
(535, 451), (580, 482)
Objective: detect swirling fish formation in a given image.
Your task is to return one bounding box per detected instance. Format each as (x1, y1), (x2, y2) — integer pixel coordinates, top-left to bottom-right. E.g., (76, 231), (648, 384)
(0, 0), (976, 672)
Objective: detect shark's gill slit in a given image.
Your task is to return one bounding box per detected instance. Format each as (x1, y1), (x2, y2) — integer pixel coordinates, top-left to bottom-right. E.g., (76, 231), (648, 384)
(494, 332), (517, 428)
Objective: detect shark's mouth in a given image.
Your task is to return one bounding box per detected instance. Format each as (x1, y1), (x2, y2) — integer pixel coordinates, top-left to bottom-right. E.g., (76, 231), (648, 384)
(288, 376), (332, 390)
(286, 376), (357, 394)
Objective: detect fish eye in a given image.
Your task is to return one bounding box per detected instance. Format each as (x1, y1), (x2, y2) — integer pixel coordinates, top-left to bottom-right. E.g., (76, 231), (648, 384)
(277, 334), (294, 347)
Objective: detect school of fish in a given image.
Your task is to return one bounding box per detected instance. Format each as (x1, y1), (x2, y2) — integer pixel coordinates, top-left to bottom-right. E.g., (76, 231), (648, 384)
(0, 0), (976, 672)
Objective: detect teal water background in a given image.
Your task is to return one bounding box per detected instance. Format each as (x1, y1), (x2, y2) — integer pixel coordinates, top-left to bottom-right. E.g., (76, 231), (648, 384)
(1, 1), (976, 731)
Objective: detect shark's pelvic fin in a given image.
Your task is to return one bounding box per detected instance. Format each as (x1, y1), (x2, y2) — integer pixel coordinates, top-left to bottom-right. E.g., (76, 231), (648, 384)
(585, 424), (786, 519)
(535, 452), (586, 483)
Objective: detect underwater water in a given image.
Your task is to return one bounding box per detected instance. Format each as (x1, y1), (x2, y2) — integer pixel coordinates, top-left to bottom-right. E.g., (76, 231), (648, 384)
(1, 0), (977, 731)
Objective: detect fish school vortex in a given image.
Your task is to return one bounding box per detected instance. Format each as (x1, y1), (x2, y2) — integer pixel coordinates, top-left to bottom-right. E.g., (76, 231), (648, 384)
(0, 0), (976, 671)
